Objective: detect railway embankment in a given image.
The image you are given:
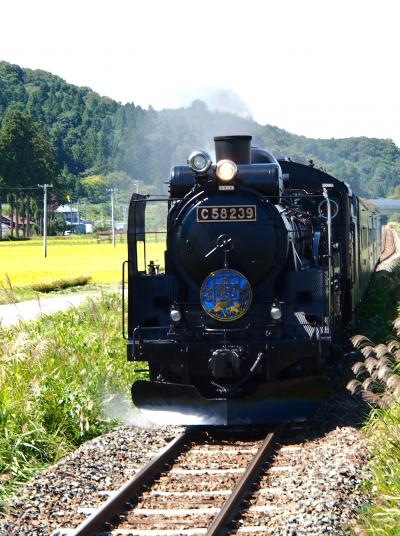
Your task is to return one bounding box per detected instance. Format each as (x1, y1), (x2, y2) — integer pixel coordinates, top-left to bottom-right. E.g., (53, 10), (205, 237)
(0, 360), (369, 535)
(346, 226), (400, 534)
(0, 377), (374, 535)
(1, 231), (399, 535)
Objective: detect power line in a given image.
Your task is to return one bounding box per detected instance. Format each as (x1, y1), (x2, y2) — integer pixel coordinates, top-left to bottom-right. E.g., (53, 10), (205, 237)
(0, 186), (41, 190)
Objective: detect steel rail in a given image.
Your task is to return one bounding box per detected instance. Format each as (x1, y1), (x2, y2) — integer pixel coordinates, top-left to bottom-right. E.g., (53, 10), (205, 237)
(70, 428), (193, 536)
(206, 424), (285, 536)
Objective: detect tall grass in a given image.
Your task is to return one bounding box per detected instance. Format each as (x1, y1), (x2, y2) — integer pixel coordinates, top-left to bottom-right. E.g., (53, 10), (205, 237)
(349, 259), (400, 534)
(360, 405), (400, 534)
(0, 293), (142, 504)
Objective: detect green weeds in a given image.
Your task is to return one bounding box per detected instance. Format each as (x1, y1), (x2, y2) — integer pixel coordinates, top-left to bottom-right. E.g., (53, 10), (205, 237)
(0, 293), (140, 504)
(359, 404), (400, 534)
(350, 258), (400, 534)
(0, 287), (37, 305)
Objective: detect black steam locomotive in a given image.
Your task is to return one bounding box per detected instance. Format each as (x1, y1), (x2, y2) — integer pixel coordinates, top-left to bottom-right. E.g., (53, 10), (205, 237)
(125, 135), (381, 425)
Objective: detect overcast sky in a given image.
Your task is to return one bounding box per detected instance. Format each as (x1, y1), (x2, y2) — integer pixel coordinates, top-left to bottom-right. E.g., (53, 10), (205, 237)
(1, 0), (400, 144)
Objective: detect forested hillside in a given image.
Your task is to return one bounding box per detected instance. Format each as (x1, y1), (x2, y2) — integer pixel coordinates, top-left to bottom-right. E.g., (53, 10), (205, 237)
(0, 60), (399, 198)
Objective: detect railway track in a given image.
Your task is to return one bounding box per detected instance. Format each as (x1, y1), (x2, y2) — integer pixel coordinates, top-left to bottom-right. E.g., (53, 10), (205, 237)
(380, 228), (396, 262)
(53, 425), (284, 536)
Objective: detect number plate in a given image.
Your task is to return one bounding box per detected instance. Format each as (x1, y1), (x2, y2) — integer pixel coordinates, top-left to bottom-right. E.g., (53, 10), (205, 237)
(197, 205), (257, 222)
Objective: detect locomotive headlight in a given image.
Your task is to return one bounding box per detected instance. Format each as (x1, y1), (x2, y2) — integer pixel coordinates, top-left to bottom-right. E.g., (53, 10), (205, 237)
(270, 303), (282, 321)
(170, 306), (182, 323)
(216, 159), (237, 181)
(188, 151), (212, 173)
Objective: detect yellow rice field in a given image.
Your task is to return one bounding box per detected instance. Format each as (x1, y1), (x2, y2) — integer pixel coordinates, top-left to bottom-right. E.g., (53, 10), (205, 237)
(0, 237), (165, 288)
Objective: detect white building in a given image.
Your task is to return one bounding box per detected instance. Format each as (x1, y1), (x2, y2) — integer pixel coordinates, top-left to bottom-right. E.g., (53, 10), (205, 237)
(55, 204), (79, 224)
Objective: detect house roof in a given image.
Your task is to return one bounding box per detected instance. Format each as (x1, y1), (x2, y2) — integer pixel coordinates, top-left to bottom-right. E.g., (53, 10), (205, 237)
(55, 205), (78, 213)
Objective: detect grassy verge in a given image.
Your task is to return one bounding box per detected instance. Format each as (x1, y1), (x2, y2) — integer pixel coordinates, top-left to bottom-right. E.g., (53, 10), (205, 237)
(360, 405), (400, 534)
(0, 293), (145, 505)
(351, 260), (400, 534)
(0, 275), (97, 305)
(0, 284), (101, 306)
(0, 287), (37, 305)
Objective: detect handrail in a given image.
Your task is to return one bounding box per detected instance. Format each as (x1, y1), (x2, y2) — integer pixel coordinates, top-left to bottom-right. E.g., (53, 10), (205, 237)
(122, 260), (128, 339)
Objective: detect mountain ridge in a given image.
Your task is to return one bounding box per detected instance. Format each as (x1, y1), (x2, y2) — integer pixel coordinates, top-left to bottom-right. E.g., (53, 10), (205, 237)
(0, 60), (399, 198)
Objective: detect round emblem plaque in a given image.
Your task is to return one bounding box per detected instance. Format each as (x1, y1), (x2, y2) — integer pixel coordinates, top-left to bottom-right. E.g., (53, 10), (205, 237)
(200, 269), (252, 322)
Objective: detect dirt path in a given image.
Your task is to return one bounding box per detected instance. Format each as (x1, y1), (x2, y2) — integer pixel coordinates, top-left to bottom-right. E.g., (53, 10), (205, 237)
(0, 293), (97, 329)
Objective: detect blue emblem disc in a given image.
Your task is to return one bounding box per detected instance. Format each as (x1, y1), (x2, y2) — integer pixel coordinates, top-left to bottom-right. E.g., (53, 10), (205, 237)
(200, 269), (252, 322)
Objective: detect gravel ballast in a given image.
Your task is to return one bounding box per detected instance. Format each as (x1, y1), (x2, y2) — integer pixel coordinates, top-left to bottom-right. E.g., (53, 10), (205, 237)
(0, 425), (180, 535)
(0, 371), (369, 536)
(230, 387), (369, 535)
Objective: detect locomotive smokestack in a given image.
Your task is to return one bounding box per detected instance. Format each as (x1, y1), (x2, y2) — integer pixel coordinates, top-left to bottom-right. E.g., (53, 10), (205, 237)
(214, 135), (252, 165)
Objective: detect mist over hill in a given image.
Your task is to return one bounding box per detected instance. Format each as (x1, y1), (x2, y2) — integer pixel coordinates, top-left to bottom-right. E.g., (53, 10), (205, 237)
(1, 60), (399, 198)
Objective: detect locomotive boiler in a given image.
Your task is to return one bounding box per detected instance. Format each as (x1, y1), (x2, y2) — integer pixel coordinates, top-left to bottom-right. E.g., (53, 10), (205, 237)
(124, 135), (381, 425)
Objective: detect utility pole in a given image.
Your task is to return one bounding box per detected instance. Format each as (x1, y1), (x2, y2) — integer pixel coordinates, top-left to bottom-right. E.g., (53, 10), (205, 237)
(108, 187), (116, 247)
(77, 199), (80, 225)
(38, 184), (52, 257)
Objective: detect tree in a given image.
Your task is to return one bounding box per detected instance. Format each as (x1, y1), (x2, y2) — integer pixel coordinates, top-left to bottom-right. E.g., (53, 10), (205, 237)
(0, 108), (60, 236)
(80, 175), (108, 203)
